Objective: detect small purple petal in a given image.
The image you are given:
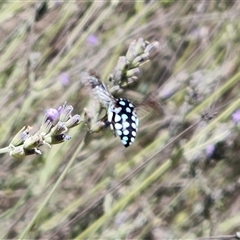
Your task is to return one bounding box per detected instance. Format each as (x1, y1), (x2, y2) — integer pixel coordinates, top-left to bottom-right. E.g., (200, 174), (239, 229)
(87, 34), (99, 46)
(45, 108), (60, 124)
(59, 72), (69, 86)
(205, 144), (215, 157)
(232, 109), (240, 123)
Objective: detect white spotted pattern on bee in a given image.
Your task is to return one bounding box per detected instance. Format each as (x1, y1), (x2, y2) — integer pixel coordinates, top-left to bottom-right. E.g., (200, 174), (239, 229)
(107, 98), (138, 147)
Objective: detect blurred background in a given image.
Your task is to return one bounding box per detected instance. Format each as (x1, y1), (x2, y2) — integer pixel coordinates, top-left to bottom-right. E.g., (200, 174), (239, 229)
(0, 1), (240, 239)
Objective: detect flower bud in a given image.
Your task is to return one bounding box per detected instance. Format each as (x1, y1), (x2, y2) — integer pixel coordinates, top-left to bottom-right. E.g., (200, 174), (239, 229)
(59, 104), (73, 122)
(126, 39), (137, 61)
(10, 146), (41, 158)
(144, 41), (159, 58)
(112, 69), (122, 83)
(10, 146), (26, 158)
(135, 38), (147, 55)
(127, 76), (138, 84)
(10, 126), (32, 146)
(43, 108), (60, 126)
(40, 119), (53, 135)
(126, 68), (140, 77)
(50, 122), (68, 135)
(132, 52), (149, 66)
(116, 56), (128, 71)
(44, 134), (71, 145)
(23, 134), (43, 149)
(65, 114), (81, 128)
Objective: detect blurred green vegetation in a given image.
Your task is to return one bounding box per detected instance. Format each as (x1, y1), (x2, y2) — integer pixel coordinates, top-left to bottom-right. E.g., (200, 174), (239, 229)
(0, 1), (240, 239)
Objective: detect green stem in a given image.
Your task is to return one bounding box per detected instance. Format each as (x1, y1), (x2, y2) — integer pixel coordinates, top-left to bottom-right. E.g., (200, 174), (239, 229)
(0, 146), (12, 154)
(18, 133), (86, 239)
(75, 160), (172, 239)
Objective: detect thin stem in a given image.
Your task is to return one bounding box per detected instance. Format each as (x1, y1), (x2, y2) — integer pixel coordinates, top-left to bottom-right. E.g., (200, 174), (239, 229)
(47, 121), (200, 239)
(18, 132), (86, 240)
(0, 146), (12, 154)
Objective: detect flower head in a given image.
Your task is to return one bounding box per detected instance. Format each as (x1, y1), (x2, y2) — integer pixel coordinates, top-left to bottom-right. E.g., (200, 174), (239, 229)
(8, 102), (81, 158)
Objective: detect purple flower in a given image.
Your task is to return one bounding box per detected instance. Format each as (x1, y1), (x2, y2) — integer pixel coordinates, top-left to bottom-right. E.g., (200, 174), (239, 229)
(45, 108), (60, 125)
(232, 109), (240, 123)
(59, 72), (69, 86)
(205, 144), (215, 158)
(87, 34), (99, 46)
